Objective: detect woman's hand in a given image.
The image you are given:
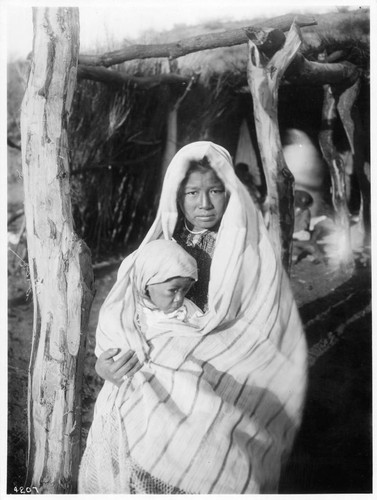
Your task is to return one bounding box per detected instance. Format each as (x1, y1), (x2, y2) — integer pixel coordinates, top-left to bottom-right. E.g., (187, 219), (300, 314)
(95, 348), (142, 387)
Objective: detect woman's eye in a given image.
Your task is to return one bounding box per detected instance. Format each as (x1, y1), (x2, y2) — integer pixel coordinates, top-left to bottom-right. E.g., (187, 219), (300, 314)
(185, 191), (197, 196)
(210, 189), (224, 195)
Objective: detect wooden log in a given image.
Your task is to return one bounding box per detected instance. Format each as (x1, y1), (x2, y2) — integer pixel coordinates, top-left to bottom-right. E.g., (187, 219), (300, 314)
(285, 53), (360, 86)
(161, 75), (196, 180)
(246, 22), (302, 271)
(318, 84), (354, 273)
(77, 52), (360, 91)
(20, 7), (95, 493)
(79, 14), (316, 67)
(337, 79), (370, 239)
(77, 64), (191, 88)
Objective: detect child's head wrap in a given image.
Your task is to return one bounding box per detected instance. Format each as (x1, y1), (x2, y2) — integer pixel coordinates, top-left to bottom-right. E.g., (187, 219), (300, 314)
(133, 240), (198, 299)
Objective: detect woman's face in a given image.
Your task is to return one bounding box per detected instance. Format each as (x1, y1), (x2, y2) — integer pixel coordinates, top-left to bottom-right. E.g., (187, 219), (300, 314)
(179, 170), (228, 231)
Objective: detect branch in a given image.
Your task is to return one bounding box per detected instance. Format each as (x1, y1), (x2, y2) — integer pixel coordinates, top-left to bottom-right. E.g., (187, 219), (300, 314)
(79, 14), (317, 67)
(285, 53), (360, 86)
(77, 65), (191, 88)
(244, 24), (360, 88)
(173, 75), (196, 110)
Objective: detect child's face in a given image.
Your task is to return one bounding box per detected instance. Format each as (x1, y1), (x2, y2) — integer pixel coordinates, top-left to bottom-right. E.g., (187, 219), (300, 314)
(146, 277), (194, 313)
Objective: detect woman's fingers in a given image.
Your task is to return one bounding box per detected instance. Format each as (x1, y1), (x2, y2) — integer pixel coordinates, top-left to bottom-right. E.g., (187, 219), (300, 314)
(95, 348), (142, 384)
(95, 349), (119, 380)
(111, 350), (136, 371)
(95, 348), (126, 382)
(100, 348), (120, 360)
(124, 360), (143, 379)
(115, 353), (142, 380)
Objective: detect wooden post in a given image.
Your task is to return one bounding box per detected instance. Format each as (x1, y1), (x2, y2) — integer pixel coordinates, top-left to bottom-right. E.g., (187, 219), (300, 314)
(319, 84), (355, 273)
(161, 76), (196, 180)
(246, 23), (301, 271)
(20, 7), (95, 493)
(337, 79), (370, 241)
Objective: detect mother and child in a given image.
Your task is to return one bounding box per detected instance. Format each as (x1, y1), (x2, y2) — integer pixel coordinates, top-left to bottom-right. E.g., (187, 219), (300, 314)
(78, 141), (308, 494)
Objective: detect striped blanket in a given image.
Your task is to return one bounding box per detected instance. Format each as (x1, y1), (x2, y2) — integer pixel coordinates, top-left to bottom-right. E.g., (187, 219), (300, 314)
(79, 142), (307, 494)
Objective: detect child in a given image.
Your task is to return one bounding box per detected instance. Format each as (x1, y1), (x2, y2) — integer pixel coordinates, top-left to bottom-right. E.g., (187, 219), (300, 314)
(293, 189), (313, 241)
(133, 239), (203, 339)
(292, 190), (324, 264)
(118, 239), (203, 380)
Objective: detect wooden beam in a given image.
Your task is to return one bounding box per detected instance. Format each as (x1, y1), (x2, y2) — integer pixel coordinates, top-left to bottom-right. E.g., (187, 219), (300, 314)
(21, 7), (95, 493)
(77, 64), (191, 88)
(285, 53), (360, 86)
(79, 14), (316, 67)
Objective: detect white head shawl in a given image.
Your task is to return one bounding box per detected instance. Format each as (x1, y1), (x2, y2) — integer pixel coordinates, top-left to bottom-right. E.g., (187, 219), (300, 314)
(96, 141), (305, 373)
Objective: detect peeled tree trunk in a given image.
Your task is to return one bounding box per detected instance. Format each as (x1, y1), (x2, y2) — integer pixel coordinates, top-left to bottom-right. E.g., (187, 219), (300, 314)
(161, 75), (196, 181)
(337, 79), (370, 241)
(246, 23), (302, 271)
(20, 7), (95, 493)
(319, 84), (355, 274)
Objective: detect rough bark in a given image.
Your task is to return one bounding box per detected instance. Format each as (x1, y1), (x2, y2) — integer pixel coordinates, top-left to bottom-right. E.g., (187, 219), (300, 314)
(247, 23), (301, 271)
(20, 7), (95, 493)
(79, 14), (316, 67)
(318, 84), (354, 273)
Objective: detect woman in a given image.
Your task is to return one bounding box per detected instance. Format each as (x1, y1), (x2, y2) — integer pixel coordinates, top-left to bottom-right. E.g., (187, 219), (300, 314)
(79, 141), (307, 494)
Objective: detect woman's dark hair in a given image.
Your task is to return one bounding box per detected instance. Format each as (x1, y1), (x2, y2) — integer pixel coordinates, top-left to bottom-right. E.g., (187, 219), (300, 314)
(177, 156), (219, 210)
(182, 156), (214, 185)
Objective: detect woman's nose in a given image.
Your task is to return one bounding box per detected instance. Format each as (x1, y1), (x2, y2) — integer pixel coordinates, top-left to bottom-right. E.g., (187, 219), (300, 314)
(199, 192), (213, 209)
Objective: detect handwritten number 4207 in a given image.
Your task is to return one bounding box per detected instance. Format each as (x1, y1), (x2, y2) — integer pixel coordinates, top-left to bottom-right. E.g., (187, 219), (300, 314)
(14, 486), (39, 494)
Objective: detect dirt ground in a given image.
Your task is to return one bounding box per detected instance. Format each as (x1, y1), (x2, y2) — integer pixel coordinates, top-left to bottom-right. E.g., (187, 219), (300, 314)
(7, 241), (372, 493)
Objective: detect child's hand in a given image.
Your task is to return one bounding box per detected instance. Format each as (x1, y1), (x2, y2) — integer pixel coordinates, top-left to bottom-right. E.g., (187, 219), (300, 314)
(95, 348), (142, 387)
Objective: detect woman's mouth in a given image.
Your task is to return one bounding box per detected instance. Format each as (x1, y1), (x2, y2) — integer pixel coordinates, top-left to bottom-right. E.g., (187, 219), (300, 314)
(197, 215), (215, 220)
